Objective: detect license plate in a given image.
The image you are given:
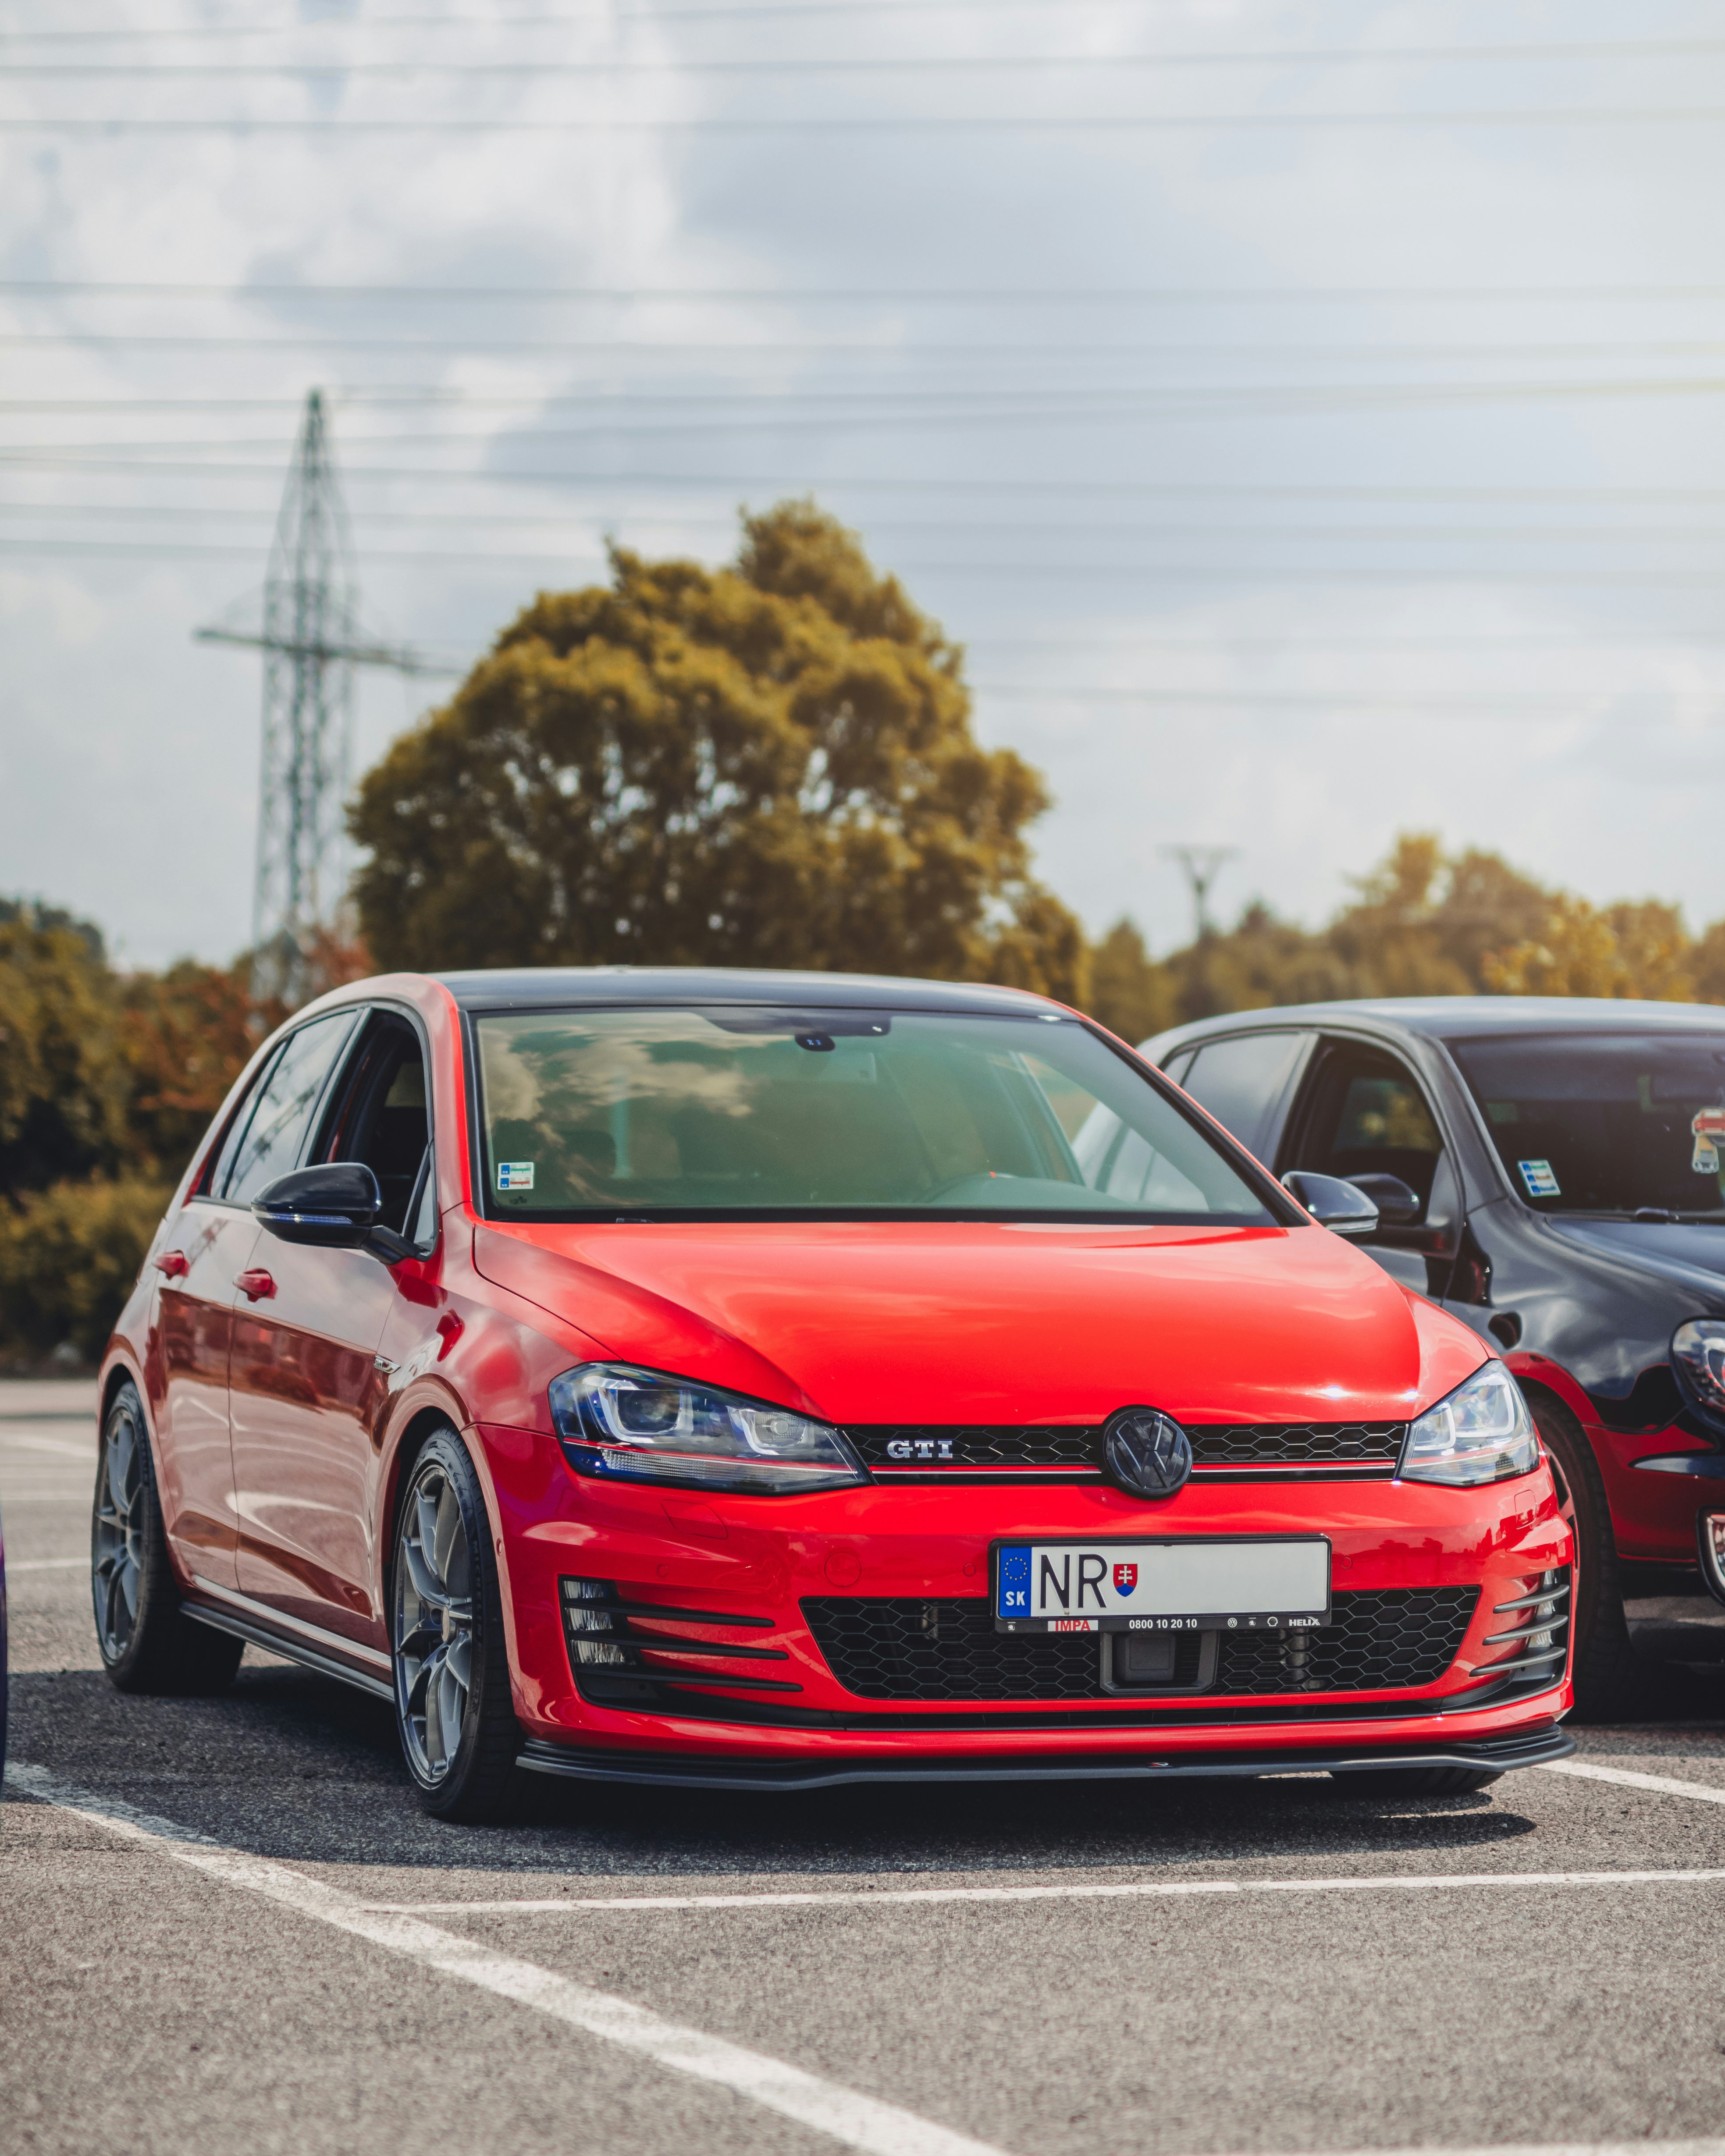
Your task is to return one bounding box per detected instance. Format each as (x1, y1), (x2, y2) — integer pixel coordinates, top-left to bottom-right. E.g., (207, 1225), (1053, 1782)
(992, 1537), (1330, 1634)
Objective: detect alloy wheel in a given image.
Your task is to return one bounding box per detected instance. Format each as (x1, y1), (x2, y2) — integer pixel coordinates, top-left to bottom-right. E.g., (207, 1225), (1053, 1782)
(92, 1401), (145, 1662)
(394, 1463), (475, 1784)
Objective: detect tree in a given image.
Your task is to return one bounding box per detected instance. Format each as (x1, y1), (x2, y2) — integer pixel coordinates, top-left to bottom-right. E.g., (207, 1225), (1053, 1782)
(1088, 919), (1177, 1044)
(348, 500), (1088, 1004)
(0, 905), (130, 1199)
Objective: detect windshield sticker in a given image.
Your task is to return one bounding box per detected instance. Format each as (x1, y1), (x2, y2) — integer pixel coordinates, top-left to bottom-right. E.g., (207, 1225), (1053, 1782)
(498, 1161), (536, 1191)
(1692, 1109), (1725, 1174)
(1518, 1159), (1560, 1197)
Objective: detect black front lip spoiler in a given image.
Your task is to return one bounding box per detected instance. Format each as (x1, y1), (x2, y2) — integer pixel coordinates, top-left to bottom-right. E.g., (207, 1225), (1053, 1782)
(517, 1720), (1574, 1793)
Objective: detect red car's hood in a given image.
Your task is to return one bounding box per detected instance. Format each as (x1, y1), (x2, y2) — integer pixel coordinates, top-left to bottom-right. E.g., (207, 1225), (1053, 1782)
(473, 1218), (1483, 1426)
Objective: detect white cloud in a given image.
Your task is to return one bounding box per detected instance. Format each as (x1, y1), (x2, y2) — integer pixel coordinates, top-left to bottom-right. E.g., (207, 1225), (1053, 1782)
(3, 0), (1723, 966)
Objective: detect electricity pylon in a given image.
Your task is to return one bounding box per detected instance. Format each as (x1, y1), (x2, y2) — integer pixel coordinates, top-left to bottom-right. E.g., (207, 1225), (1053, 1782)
(196, 387), (450, 1004)
(1162, 844), (1238, 942)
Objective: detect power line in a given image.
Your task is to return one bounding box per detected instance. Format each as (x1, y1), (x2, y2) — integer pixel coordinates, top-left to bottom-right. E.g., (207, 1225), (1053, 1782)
(974, 684), (1725, 706)
(6, 377), (1725, 416)
(10, 500), (1725, 544)
(7, 535), (1725, 585)
(0, 1), (1306, 37)
(14, 335), (1725, 361)
(7, 453), (1725, 506)
(4, 106), (1724, 132)
(7, 279), (1725, 304)
(0, 373), (1723, 443)
(14, 39), (1725, 74)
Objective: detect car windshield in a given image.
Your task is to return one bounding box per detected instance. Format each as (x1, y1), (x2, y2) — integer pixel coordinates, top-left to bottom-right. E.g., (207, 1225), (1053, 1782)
(1449, 1030), (1725, 1218)
(474, 1006), (1275, 1221)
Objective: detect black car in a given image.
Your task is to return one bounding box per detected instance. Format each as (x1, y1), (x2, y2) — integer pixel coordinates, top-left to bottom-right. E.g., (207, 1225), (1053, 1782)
(1145, 996), (1725, 1715)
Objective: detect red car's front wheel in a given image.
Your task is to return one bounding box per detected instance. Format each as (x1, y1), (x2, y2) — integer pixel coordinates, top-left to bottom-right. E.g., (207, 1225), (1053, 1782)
(390, 1427), (528, 1823)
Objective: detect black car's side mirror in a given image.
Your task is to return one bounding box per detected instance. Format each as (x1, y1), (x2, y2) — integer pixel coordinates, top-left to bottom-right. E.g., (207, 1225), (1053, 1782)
(253, 1163), (412, 1263)
(1339, 1172), (1422, 1227)
(1282, 1170), (1380, 1238)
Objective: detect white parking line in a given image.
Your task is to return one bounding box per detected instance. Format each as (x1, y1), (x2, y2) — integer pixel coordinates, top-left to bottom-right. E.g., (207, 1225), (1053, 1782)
(3, 1762), (1008, 2156)
(4, 1557), (85, 1572)
(360, 1866), (1725, 1916)
(1251, 2147), (1725, 2156)
(0, 1434), (92, 1459)
(1540, 1759), (1725, 1806)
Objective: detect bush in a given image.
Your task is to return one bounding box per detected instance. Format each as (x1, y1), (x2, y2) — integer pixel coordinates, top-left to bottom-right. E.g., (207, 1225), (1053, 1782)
(0, 1175), (174, 1364)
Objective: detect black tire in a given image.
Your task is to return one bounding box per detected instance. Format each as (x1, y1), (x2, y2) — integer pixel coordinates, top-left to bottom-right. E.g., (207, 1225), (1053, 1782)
(391, 1427), (528, 1823)
(1528, 1390), (1637, 1721)
(92, 1380), (243, 1695)
(1327, 1765), (1503, 1797)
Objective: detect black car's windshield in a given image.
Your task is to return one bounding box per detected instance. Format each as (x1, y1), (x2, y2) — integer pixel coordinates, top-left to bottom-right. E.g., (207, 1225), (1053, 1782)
(474, 1006), (1275, 1222)
(1450, 1030), (1725, 1218)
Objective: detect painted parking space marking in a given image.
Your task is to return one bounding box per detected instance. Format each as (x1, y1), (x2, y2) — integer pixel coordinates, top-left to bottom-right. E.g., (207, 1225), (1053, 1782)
(359, 1866), (1725, 1916)
(4, 1556), (86, 1572)
(1540, 1758), (1725, 1806)
(4, 1762), (1010, 2156)
(0, 1433), (93, 1460)
(1229, 2146), (1725, 2156)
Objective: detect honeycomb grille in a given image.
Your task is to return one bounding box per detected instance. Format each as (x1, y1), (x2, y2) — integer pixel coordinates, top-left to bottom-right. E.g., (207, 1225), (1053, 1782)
(1215, 1588), (1478, 1694)
(844, 1422), (1404, 1474)
(801, 1586), (1476, 1703)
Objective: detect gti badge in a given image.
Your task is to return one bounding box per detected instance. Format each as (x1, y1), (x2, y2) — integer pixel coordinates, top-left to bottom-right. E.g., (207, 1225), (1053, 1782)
(1103, 1408), (1192, 1499)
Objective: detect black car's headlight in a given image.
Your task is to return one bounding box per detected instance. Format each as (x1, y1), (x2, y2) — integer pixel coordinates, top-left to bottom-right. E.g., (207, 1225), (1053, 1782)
(1398, 1360), (1540, 1487)
(1671, 1319), (1725, 1428)
(548, 1363), (866, 1495)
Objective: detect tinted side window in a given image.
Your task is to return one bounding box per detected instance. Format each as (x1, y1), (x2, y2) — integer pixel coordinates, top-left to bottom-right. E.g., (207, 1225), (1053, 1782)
(219, 1011), (361, 1204)
(1291, 1046), (1444, 1210)
(1181, 1033), (1308, 1160)
(313, 1013), (430, 1234)
(203, 1043), (285, 1198)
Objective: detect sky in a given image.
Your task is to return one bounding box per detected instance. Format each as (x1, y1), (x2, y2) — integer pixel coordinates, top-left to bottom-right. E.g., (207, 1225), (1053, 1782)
(4, 0), (1725, 970)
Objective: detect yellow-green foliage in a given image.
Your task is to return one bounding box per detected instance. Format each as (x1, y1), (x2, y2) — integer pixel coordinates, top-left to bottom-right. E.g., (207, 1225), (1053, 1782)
(0, 1175), (173, 1362)
(348, 499), (1089, 1007)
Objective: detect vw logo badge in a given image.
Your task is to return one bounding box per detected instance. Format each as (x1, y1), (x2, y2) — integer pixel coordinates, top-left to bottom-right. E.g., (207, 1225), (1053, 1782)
(1103, 1408), (1192, 1500)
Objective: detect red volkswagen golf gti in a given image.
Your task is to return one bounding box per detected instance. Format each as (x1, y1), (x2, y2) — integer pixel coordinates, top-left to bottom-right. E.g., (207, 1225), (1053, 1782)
(94, 969), (1573, 1819)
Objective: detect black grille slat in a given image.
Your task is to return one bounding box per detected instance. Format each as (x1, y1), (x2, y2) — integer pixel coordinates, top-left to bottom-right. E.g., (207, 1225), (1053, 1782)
(803, 1587), (1476, 1704)
(800, 1598), (1102, 1700)
(846, 1422), (1405, 1475)
(1191, 1423), (1405, 1467)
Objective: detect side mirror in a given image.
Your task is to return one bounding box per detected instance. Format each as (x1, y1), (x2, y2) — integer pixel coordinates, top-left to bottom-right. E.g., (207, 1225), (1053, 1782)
(1339, 1172), (1421, 1227)
(1282, 1170), (1380, 1238)
(253, 1162), (383, 1251)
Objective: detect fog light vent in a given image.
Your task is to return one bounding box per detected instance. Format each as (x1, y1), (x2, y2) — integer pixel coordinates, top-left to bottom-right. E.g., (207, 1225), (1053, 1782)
(555, 1574), (800, 1703)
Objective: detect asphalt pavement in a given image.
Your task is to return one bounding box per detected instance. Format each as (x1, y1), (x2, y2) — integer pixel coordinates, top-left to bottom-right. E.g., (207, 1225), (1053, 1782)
(6, 1377), (1725, 2156)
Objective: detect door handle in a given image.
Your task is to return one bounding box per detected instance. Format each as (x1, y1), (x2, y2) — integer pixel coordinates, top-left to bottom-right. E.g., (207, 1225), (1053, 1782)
(236, 1268), (277, 1302)
(153, 1250), (190, 1280)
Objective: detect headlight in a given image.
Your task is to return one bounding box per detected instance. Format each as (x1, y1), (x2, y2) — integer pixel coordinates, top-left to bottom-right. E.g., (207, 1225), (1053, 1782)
(1398, 1360), (1539, 1487)
(1671, 1319), (1725, 1427)
(548, 1363), (865, 1496)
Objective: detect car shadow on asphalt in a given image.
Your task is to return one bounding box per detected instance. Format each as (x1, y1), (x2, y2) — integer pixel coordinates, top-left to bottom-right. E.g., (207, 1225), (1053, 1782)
(1, 1664), (1571, 1882)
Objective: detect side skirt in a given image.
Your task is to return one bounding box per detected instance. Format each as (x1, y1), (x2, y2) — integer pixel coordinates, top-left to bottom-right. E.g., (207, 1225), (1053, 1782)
(183, 1602), (395, 1703)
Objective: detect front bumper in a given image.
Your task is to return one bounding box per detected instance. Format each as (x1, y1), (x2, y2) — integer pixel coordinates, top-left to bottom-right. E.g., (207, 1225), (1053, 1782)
(481, 1425), (1572, 1766)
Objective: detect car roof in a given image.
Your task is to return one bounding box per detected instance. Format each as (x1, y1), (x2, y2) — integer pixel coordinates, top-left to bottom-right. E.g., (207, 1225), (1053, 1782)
(1165, 995), (1725, 1044)
(430, 966), (1063, 1018)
